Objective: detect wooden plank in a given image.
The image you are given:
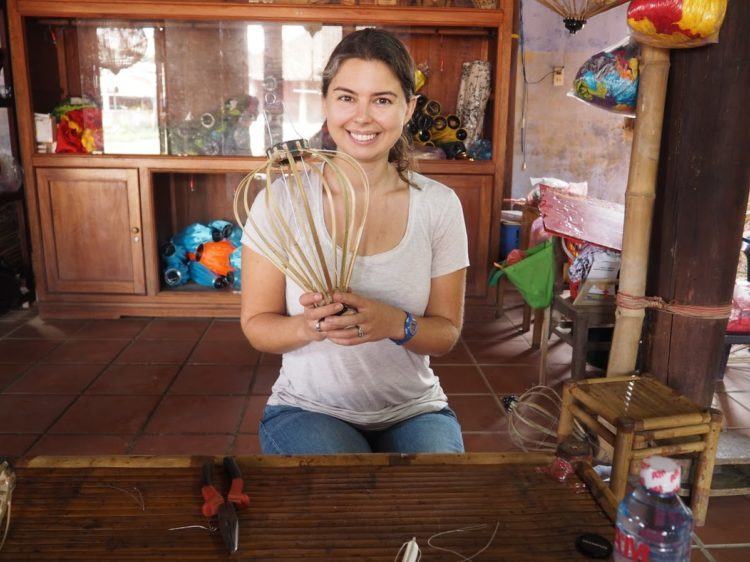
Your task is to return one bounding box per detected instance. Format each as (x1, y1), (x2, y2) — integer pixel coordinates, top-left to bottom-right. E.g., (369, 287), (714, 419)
(17, 1), (505, 27)
(30, 153), (496, 175)
(538, 185), (624, 251)
(18, 452), (554, 469)
(2, 456), (611, 560)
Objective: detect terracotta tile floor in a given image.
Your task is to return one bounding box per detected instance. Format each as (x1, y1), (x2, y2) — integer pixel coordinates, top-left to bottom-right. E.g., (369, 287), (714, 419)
(1, 291), (750, 556)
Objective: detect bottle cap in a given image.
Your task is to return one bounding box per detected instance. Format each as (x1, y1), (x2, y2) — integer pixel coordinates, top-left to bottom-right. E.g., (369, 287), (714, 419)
(639, 455), (681, 494)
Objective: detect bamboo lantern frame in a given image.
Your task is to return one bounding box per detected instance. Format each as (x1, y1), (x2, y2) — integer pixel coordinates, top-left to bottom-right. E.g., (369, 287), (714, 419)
(607, 46), (671, 376)
(234, 141), (370, 304)
(534, 0), (629, 33)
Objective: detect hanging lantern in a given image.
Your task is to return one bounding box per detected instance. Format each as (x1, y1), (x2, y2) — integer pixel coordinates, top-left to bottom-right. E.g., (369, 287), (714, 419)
(535, 0), (629, 34)
(97, 27), (148, 74)
(234, 139), (369, 305)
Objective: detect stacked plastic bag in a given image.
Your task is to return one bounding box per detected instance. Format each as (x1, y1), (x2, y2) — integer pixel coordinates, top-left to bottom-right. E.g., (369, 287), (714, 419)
(162, 220), (242, 290)
(570, 38), (640, 117)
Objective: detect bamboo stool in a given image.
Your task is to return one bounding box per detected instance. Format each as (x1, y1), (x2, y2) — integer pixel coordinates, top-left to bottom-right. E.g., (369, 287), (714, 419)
(557, 374), (723, 525)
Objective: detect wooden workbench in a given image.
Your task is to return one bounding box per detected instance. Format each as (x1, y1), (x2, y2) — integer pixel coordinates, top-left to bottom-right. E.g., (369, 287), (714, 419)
(2, 453), (615, 560)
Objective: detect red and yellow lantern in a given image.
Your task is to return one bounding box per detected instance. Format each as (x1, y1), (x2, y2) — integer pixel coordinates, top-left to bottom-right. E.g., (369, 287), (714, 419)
(627, 0), (728, 48)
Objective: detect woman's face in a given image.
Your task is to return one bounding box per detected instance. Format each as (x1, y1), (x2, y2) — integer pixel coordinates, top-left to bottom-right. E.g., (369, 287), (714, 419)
(323, 58), (415, 166)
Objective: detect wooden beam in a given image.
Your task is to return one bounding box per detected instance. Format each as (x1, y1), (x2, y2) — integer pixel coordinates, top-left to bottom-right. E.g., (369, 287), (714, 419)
(642, 0), (750, 406)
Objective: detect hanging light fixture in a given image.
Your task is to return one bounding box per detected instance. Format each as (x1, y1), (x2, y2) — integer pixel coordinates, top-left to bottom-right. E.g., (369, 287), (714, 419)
(97, 27), (149, 74)
(535, 0), (629, 33)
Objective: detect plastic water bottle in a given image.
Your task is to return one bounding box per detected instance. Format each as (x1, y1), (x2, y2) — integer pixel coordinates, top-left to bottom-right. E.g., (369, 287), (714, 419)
(614, 456), (693, 561)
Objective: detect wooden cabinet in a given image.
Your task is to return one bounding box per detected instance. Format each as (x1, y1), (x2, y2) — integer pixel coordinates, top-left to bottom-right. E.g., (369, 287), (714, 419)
(36, 168), (145, 294)
(430, 173), (493, 299)
(9, 0), (514, 319)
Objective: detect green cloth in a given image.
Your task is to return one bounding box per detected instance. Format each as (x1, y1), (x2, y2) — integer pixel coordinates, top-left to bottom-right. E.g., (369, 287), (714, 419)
(488, 240), (554, 309)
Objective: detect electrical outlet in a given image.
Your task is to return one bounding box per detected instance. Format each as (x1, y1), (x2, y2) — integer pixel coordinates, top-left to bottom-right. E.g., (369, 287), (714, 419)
(553, 66), (564, 87)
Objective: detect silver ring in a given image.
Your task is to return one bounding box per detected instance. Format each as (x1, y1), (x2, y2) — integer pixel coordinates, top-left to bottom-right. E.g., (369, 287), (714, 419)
(356, 326), (364, 338)
(314, 320), (322, 332)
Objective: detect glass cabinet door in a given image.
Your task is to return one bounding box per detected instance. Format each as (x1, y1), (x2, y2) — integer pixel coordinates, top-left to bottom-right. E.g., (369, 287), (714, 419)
(27, 18), (496, 158)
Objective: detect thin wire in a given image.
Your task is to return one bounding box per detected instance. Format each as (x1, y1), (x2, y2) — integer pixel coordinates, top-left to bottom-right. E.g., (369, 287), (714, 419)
(526, 70), (555, 85)
(86, 483), (145, 511)
(519, 0), (530, 171)
(169, 523), (217, 532)
(262, 108), (276, 147)
(280, 100), (305, 140)
(394, 541), (407, 561)
(427, 522), (500, 561)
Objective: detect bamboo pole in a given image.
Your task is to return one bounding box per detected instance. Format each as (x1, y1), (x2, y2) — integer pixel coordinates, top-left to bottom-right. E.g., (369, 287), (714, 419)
(607, 45), (671, 377)
(688, 408), (722, 526)
(556, 382), (575, 442)
(575, 462), (619, 522)
(611, 417), (636, 501)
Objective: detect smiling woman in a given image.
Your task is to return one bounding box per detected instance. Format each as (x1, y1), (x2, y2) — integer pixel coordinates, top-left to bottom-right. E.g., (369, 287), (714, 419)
(239, 28), (470, 455)
(323, 58), (413, 174)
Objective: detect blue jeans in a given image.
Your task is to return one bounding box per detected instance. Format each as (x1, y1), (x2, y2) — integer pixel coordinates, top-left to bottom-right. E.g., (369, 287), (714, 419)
(259, 405), (464, 455)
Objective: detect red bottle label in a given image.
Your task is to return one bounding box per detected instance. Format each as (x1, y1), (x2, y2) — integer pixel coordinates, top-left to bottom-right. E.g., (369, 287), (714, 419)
(615, 527), (651, 561)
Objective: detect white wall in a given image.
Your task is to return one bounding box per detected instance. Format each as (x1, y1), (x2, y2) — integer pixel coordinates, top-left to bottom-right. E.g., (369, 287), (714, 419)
(511, 1), (632, 203)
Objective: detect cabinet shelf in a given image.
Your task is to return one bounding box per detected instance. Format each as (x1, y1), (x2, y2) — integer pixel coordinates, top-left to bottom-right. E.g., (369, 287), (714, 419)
(18, 2), (506, 28)
(31, 153), (495, 175)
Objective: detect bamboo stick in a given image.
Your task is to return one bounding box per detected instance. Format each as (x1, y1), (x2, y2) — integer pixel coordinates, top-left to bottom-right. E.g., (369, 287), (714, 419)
(556, 382), (575, 441)
(611, 417), (636, 501)
(637, 424), (710, 441)
(578, 375), (639, 385)
(575, 462), (618, 522)
(570, 386), (620, 424)
(640, 412), (709, 431)
(607, 46), (671, 376)
(569, 403), (616, 446)
(687, 409), (722, 526)
(629, 441), (706, 460)
(538, 306), (551, 385)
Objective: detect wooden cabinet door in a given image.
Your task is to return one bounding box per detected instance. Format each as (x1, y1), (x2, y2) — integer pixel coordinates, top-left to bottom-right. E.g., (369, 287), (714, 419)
(427, 174), (493, 299)
(36, 168), (146, 294)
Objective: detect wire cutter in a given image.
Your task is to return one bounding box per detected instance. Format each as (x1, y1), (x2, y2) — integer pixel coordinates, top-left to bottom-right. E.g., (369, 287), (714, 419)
(201, 456), (250, 554)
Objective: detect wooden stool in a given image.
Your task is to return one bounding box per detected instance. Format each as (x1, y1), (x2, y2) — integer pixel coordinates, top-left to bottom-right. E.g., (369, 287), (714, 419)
(548, 295), (616, 380)
(495, 205), (540, 337)
(557, 375), (723, 526)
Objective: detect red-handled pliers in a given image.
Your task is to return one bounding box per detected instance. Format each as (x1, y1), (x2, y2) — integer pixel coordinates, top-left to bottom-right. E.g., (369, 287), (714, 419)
(201, 456), (250, 553)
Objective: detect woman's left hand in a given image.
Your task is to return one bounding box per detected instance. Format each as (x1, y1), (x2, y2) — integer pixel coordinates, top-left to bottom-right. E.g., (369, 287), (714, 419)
(319, 291), (404, 346)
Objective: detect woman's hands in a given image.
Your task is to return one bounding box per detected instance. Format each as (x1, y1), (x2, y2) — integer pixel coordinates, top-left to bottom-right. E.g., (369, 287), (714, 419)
(298, 291), (404, 346)
(327, 291), (404, 346)
(298, 292), (345, 343)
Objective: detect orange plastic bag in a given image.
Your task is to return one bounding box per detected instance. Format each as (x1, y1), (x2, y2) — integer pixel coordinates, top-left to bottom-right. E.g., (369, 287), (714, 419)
(627, 0), (727, 49)
(192, 240), (236, 277)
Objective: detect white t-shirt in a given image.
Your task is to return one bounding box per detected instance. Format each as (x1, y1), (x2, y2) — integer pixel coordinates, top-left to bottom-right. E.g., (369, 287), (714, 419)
(243, 168), (469, 429)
